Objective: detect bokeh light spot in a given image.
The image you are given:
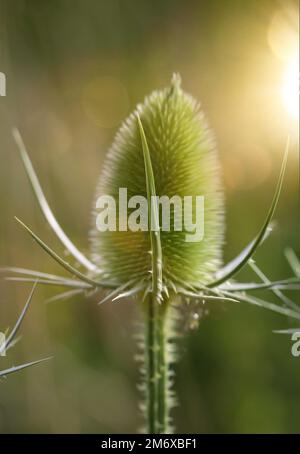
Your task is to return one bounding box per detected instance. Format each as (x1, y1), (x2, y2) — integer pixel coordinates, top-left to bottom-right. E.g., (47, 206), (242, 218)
(282, 56), (299, 120)
(268, 8), (298, 62)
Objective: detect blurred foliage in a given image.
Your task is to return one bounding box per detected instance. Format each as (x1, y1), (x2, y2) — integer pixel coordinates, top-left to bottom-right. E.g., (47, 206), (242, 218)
(0, 0), (299, 433)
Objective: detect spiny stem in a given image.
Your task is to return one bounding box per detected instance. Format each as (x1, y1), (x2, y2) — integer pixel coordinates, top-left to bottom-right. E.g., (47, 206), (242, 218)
(157, 301), (168, 433)
(144, 295), (170, 434)
(146, 295), (157, 433)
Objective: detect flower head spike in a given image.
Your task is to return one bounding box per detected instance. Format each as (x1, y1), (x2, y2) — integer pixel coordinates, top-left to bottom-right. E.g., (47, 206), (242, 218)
(0, 283), (51, 379)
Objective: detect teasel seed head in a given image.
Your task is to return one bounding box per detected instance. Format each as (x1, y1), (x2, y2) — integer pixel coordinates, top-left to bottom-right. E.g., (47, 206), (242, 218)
(90, 74), (225, 293)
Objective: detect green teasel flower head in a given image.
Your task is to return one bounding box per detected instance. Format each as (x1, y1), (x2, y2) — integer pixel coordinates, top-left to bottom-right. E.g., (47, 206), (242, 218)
(90, 74), (225, 292)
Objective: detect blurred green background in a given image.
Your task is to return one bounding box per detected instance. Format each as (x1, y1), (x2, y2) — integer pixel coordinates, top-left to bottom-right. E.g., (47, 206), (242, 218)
(0, 0), (299, 433)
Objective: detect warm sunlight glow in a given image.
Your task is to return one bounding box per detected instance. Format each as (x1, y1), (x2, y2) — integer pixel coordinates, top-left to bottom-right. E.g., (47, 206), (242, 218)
(268, 6), (299, 122)
(268, 9), (298, 62)
(282, 56), (299, 120)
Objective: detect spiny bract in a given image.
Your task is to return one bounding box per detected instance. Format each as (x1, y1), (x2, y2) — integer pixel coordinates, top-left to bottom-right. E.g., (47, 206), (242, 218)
(90, 74), (224, 291)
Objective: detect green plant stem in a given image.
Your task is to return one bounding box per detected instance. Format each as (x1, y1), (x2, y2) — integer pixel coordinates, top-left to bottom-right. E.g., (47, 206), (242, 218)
(144, 295), (170, 434)
(146, 295), (157, 433)
(157, 301), (168, 433)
